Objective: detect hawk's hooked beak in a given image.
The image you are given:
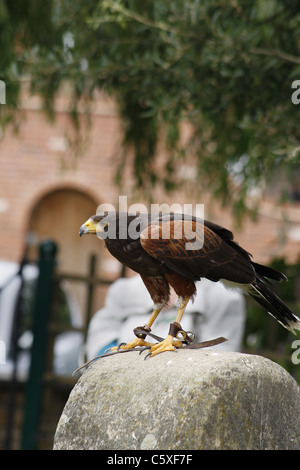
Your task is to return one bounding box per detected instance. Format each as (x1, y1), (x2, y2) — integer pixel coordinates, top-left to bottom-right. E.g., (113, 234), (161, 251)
(79, 218), (97, 237)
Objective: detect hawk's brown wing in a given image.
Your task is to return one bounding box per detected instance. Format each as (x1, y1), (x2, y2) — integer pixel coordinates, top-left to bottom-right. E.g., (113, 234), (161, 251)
(140, 219), (255, 284)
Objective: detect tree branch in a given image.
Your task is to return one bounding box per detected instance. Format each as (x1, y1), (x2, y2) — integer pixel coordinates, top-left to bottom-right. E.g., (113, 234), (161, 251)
(251, 47), (300, 65)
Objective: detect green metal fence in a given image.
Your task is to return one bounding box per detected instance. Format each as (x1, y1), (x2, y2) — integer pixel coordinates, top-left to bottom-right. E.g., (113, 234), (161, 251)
(1, 239), (122, 450)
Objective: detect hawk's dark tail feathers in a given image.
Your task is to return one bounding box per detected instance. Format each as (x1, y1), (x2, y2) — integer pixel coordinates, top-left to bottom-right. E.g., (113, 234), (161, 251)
(249, 278), (300, 334)
(251, 262), (287, 282)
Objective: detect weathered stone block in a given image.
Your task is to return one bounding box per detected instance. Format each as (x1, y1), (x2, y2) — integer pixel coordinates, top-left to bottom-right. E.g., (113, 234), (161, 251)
(54, 349), (300, 450)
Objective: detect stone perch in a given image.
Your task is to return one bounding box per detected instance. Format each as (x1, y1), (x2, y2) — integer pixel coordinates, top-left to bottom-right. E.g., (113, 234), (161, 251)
(54, 349), (300, 450)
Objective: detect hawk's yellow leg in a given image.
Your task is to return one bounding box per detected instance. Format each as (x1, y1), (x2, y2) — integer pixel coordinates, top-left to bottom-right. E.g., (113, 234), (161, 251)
(110, 302), (165, 351)
(148, 296), (190, 356)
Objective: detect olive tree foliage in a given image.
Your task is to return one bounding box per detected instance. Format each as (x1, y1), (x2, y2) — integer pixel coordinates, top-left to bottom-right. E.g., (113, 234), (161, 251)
(1, 0), (300, 217)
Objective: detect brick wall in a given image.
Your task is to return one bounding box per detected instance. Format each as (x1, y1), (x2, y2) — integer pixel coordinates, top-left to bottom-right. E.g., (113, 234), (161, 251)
(0, 93), (122, 263)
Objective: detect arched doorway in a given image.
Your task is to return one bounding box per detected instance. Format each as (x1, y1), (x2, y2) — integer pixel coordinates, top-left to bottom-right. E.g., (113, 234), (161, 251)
(27, 188), (106, 318)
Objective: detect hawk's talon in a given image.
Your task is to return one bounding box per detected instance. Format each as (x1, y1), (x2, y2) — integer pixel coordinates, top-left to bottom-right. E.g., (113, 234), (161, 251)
(144, 351), (153, 361)
(139, 346), (151, 355)
(143, 334), (183, 357)
(110, 337), (155, 352)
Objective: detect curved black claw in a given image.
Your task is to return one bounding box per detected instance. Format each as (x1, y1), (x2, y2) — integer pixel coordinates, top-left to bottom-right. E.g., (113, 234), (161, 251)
(139, 346), (151, 355)
(144, 351), (152, 361)
(117, 342), (127, 352)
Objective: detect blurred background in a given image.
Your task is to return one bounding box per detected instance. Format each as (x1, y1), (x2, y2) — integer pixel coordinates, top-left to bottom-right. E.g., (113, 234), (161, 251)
(0, 0), (300, 449)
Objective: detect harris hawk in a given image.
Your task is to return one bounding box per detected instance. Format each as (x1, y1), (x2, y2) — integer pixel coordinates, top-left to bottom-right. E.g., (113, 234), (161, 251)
(79, 211), (300, 356)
